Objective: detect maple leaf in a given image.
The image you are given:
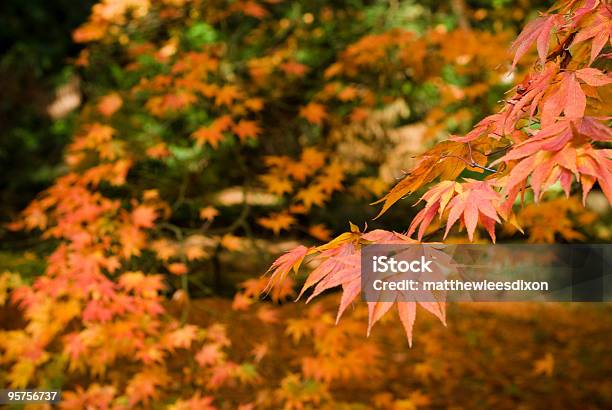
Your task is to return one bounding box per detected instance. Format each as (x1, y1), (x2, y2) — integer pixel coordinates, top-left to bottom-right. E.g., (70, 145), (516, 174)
(256, 306), (280, 324)
(265, 245), (310, 292)
(207, 362), (239, 389)
(240, 0), (269, 18)
(533, 352), (555, 376)
(572, 6), (612, 63)
(498, 120), (612, 205)
(119, 272), (165, 296)
(575, 67), (612, 87)
(317, 171), (344, 194)
(131, 205), (157, 228)
(169, 393), (217, 410)
(196, 344), (224, 367)
(82, 300), (113, 322)
(301, 147), (326, 169)
(251, 343), (268, 363)
(502, 65), (559, 133)
(299, 102), (327, 125)
(260, 174), (293, 196)
(285, 161), (312, 182)
(9, 360), (36, 388)
(308, 224), (332, 241)
(355, 177), (387, 198)
(135, 343), (165, 365)
(167, 325), (198, 349)
(193, 127), (224, 148)
(540, 73), (587, 126)
(233, 119), (261, 141)
(257, 212), (296, 235)
(244, 97), (264, 112)
(199, 206), (219, 221)
(239, 277), (268, 298)
(373, 141), (491, 218)
(280, 60), (309, 77)
(288, 203), (308, 214)
(304, 243), (362, 323)
(126, 368), (170, 406)
(168, 262), (188, 275)
(192, 116), (233, 148)
(350, 107), (370, 122)
(284, 230), (449, 345)
(150, 239), (180, 261)
(337, 85), (359, 101)
(97, 92), (123, 117)
(146, 142), (171, 158)
(296, 185), (327, 209)
(510, 14), (562, 67)
(183, 234), (211, 260)
(407, 180), (501, 242)
(268, 276), (297, 302)
(220, 234), (242, 251)
(285, 318), (314, 343)
(232, 293), (253, 311)
(214, 85), (242, 106)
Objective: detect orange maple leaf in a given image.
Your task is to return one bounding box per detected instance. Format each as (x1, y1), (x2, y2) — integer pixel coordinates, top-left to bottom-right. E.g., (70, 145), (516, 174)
(256, 306), (280, 324)
(280, 60), (309, 77)
(150, 239), (180, 261)
(232, 293), (253, 311)
(257, 212), (296, 235)
(146, 142), (171, 159)
(265, 245), (310, 292)
(167, 325), (198, 349)
(192, 116), (233, 148)
(244, 97), (264, 112)
(199, 206), (219, 221)
(233, 119), (261, 141)
(296, 185), (327, 209)
(126, 369), (169, 406)
(300, 148), (326, 169)
(299, 102), (327, 125)
(407, 180), (501, 242)
(97, 93), (123, 117)
(220, 234), (242, 251)
(308, 224), (332, 241)
(167, 262), (188, 275)
(260, 174), (293, 196)
(239, 0), (268, 18)
(214, 85), (242, 106)
(251, 343), (268, 363)
(131, 205), (157, 228)
(196, 344), (224, 367)
(337, 85), (358, 101)
(533, 353), (554, 377)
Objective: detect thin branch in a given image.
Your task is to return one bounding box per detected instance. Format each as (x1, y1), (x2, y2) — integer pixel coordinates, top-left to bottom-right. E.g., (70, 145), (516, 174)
(441, 152), (497, 173)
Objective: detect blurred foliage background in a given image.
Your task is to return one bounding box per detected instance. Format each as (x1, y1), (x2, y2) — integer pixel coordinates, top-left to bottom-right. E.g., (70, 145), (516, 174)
(0, 0), (547, 222)
(0, 0), (95, 219)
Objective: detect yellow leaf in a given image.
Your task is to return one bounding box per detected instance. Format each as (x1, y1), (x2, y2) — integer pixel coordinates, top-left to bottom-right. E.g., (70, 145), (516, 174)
(199, 206), (219, 221)
(533, 353), (554, 377)
(221, 234), (242, 251)
(258, 212), (296, 235)
(9, 360), (36, 388)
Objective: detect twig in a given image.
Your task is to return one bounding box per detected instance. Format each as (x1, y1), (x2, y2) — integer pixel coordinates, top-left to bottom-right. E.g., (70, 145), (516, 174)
(441, 152), (497, 173)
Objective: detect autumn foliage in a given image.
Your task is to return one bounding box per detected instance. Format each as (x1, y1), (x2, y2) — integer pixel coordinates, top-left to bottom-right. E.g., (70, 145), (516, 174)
(0, 0), (610, 409)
